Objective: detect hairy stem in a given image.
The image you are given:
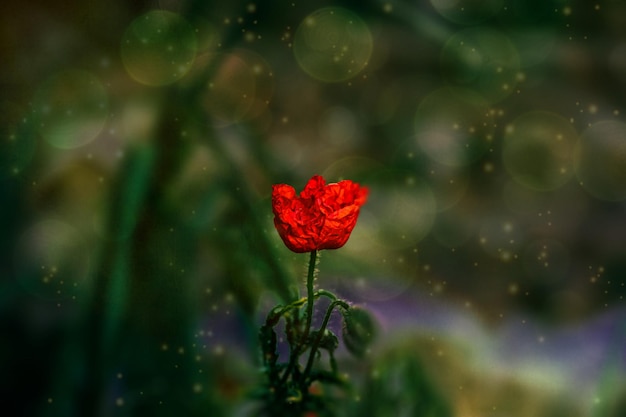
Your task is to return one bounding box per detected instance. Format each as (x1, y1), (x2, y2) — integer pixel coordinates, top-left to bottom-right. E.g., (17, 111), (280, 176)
(279, 250), (318, 385)
(304, 250), (317, 341)
(303, 299), (350, 382)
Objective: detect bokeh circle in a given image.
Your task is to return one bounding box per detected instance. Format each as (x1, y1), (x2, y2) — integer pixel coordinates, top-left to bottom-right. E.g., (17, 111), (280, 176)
(121, 10), (197, 86)
(293, 7), (373, 82)
(34, 69), (109, 149)
(368, 171), (437, 249)
(502, 111), (577, 191)
(415, 87), (494, 167)
(15, 220), (90, 300)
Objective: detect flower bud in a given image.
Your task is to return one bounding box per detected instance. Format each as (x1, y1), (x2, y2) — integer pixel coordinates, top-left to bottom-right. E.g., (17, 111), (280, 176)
(341, 306), (376, 357)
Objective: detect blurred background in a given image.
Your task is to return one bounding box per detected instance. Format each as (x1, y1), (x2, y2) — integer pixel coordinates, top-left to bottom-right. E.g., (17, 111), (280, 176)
(2, 0), (625, 416)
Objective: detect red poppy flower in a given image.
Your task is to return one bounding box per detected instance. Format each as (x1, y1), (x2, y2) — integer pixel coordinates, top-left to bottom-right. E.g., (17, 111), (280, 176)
(272, 175), (368, 253)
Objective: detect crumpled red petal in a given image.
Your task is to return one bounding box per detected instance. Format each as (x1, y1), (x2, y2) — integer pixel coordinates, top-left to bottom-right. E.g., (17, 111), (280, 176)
(272, 175), (368, 253)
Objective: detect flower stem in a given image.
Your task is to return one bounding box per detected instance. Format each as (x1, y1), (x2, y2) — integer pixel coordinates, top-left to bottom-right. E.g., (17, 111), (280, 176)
(279, 250), (318, 386)
(303, 299), (349, 381)
(304, 250), (317, 340)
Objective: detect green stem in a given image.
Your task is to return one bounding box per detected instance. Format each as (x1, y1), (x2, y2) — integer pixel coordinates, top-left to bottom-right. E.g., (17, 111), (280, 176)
(315, 289), (338, 301)
(279, 250), (318, 386)
(302, 299), (350, 382)
(265, 297), (308, 327)
(304, 250), (317, 341)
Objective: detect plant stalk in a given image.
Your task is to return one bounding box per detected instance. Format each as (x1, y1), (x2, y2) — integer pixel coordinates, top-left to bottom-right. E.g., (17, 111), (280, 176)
(302, 299), (349, 381)
(279, 250), (318, 385)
